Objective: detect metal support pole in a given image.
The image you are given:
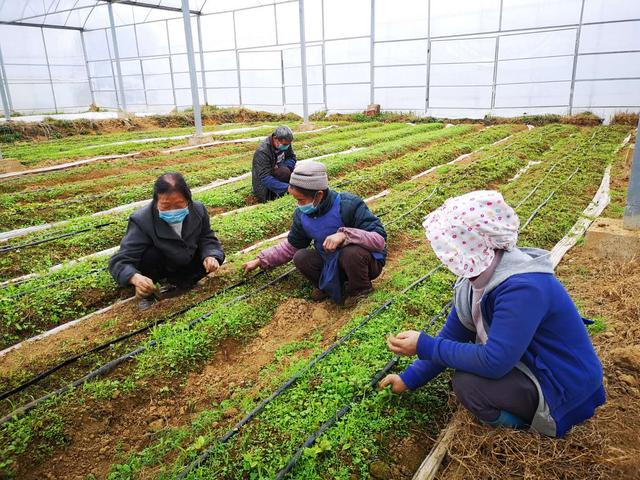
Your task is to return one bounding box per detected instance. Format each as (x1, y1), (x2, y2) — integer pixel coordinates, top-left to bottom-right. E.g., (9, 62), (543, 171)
(133, 23), (149, 110)
(107, 1), (128, 112)
(424, 0), (431, 115)
(105, 29), (120, 110)
(196, 15), (208, 105)
(490, 0), (504, 112)
(0, 44), (13, 112)
(80, 31), (96, 106)
(181, 0), (203, 137)
(232, 11), (243, 107)
(623, 117), (640, 230)
(166, 20), (178, 109)
(41, 28), (58, 113)
(568, 0), (586, 115)
(320, 0), (328, 111)
(280, 50), (287, 111)
(0, 63), (10, 121)
(369, 0), (375, 105)
(298, 0), (309, 122)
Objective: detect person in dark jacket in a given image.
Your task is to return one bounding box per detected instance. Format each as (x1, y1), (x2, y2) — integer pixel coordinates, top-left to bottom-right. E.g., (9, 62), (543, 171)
(379, 190), (605, 437)
(252, 125), (297, 203)
(243, 161), (387, 304)
(109, 172), (225, 310)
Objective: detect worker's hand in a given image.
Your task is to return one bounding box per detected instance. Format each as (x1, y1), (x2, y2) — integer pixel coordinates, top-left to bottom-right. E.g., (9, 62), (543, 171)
(323, 232), (346, 252)
(129, 273), (156, 298)
(379, 374), (408, 394)
(387, 330), (421, 356)
(243, 258), (261, 273)
(203, 256), (220, 275)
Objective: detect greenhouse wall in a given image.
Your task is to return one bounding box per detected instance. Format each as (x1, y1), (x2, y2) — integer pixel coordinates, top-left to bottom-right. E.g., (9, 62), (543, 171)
(0, 0), (639, 120)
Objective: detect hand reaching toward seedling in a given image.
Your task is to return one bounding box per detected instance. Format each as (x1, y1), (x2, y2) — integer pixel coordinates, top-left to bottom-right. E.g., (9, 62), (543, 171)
(379, 374), (408, 393)
(243, 258), (261, 273)
(322, 231), (346, 252)
(386, 330), (421, 356)
(129, 273), (157, 298)
(203, 256), (220, 275)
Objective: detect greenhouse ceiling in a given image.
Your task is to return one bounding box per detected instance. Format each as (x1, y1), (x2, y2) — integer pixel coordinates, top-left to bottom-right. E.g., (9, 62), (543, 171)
(0, 0), (274, 30)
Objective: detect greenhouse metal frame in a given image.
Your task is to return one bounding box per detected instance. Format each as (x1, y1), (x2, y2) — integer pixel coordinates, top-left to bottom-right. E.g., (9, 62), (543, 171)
(0, 0), (639, 126)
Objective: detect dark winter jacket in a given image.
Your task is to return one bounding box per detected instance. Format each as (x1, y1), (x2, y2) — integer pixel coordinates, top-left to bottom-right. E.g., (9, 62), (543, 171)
(252, 134), (297, 203)
(109, 201), (225, 287)
(288, 189), (388, 263)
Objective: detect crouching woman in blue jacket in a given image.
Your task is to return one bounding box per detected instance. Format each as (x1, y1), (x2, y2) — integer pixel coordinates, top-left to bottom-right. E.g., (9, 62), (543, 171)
(380, 190), (605, 437)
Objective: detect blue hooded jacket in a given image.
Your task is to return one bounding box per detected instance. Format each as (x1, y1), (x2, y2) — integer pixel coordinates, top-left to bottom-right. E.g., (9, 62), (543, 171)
(400, 247), (605, 437)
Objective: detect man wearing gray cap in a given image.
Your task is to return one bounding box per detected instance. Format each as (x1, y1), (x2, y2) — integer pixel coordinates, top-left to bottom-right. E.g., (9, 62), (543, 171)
(252, 125), (297, 203)
(244, 161), (387, 304)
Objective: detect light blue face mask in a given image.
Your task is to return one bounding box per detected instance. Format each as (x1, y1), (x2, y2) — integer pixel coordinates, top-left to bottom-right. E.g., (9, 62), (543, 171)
(297, 202), (317, 215)
(277, 144), (290, 151)
(297, 193), (320, 215)
(158, 207), (189, 224)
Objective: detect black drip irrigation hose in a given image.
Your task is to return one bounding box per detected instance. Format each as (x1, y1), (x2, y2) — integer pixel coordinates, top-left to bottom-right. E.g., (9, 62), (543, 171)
(175, 265), (442, 480)
(385, 186), (441, 228)
(514, 162), (560, 209)
(0, 271), (266, 403)
(0, 268), (294, 427)
(273, 302), (452, 480)
(520, 165), (581, 230)
(514, 130), (598, 210)
(376, 184), (431, 218)
(0, 221), (123, 254)
(0, 267), (108, 299)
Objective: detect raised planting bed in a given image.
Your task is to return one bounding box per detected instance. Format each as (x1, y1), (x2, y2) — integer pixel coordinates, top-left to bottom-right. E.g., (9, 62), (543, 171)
(0, 123), (629, 479)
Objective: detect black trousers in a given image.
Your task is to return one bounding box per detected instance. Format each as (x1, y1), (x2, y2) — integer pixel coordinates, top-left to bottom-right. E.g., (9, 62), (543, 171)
(452, 368), (539, 424)
(292, 245), (383, 295)
(138, 246), (206, 288)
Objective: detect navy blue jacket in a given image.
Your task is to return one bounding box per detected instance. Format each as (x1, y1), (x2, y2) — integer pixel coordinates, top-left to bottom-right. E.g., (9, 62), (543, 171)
(288, 189), (387, 263)
(252, 134), (297, 203)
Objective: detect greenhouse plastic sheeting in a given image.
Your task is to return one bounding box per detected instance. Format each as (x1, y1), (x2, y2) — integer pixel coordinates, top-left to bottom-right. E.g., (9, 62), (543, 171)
(0, 0), (638, 119)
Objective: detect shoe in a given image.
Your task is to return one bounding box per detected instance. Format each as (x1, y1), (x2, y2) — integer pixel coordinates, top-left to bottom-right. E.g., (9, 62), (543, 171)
(311, 288), (329, 301)
(137, 296), (157, 311)
(343, 287), (374, 308)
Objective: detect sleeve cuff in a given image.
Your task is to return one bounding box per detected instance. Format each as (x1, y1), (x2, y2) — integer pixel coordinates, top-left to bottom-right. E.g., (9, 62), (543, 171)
(338, 227), (351, 244)
(416, 332), (436, 361)
(120, 265), (139, 287)
(399, 368), (425, 391)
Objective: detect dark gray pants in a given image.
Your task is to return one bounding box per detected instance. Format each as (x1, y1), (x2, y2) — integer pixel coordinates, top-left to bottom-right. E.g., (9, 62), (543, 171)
(452, 368), (539, 424)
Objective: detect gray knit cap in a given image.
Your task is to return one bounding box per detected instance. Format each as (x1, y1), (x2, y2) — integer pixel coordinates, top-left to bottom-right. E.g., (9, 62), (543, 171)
(289, 161), (329, 191)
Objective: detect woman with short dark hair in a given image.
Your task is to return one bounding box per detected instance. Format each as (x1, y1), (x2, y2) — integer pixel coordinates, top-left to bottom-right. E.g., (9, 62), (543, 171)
(109, 172), (225, 309)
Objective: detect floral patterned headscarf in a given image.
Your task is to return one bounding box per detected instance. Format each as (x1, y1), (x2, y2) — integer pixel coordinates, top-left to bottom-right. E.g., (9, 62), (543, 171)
(423, 190), (519, 278)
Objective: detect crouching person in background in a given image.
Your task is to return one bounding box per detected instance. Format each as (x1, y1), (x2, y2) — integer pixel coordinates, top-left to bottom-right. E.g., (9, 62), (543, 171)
(380, 190), (605, 438)
(252, 125), (297, 203)
(243, 161), (387, 305)
(109, 172), (225, 310)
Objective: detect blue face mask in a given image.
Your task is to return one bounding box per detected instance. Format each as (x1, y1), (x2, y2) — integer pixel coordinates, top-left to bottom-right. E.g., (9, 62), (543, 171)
(297, 194), (320, 215)
(277, 144), (290, 151)
(297, 202), (317, 215)
(158, 207), (189, 224)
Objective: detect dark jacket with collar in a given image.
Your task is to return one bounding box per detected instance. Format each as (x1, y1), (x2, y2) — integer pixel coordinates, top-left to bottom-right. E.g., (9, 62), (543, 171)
(252, 134), (297, 203)
(108, 200), (225, 287)
(288, 189), (387, 263)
